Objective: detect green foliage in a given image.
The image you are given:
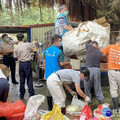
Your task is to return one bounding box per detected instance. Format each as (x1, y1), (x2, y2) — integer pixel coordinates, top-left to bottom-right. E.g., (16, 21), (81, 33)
(0, 4), (57, 26)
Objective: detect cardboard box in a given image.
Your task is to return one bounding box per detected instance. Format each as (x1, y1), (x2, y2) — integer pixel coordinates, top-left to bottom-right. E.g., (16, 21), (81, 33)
(70, 59), (81, 70)
(100, 63), (108, 71)
(101, 56), (108, 63)
(95, 17), (109, 27)
(0, 64), (10, 78)
(32, 46), (38, 52)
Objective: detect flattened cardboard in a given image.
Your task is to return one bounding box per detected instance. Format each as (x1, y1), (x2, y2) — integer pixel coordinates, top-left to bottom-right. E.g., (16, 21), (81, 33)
(0, 64), (10, 78)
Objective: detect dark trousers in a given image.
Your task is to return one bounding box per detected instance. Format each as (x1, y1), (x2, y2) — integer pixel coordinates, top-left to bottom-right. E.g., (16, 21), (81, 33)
(0, 78), (9, 120)
(0, 78), (9, 102)
(3, 55), (16, 82)
(83, 67), (104, 101)
(19, 61), (35, 97)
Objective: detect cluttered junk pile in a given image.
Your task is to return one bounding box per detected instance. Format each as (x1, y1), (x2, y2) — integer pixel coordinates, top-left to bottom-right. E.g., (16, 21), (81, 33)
(0, 17), (116, 120)
(0, 94), (113, 120)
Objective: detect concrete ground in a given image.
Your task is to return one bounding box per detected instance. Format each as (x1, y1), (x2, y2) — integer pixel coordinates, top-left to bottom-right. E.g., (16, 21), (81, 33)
(9, 62), (48, 110)
(9, 62), (72, 110)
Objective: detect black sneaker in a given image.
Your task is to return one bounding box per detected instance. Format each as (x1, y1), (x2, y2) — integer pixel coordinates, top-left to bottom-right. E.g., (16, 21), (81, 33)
(20, 94), (24, 99)
(29, 94), (35, 98)
(12, 81), (19, 84)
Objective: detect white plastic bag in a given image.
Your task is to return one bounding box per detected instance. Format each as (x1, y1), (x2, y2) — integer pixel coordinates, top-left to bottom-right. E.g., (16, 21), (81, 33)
(71, 96), (87, 110)
(24, 94), (45, 120)
(63, 21), (110, 59)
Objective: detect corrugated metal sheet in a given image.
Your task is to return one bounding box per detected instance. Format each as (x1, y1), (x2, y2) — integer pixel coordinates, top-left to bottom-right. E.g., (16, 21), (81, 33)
(31, 26), (54, 42)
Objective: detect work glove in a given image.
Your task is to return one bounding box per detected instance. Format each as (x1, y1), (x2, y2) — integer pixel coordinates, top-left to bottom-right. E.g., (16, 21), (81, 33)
(85, 96), (91, 103)
(71, 91), (77, 96)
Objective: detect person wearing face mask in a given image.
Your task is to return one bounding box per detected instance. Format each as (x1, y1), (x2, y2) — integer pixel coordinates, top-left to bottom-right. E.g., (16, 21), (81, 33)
(55, 5), (74, 37)
(83, 40), (104, 104)
(55, 5), (75, 50)
(0, 34), (18, 84)
(47, 68), (91, 114)
(43, 34), (70, 111)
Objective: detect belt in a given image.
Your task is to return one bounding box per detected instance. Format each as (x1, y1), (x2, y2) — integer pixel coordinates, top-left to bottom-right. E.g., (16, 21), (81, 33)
(114, 70), (120, 72)
(55, 73), (61, 81)
(19, 61), (30, 63)
(87, 66), (100, 68)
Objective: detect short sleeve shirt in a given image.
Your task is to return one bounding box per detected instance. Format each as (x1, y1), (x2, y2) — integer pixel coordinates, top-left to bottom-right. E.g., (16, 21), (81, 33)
(56, 69), (80, 85)
(0, 40), (17, 51)
(85, 43), (102, 68)
(14, 42), (35, 62)
(102, 45), (120, 70)
(58, 17), (67, 27)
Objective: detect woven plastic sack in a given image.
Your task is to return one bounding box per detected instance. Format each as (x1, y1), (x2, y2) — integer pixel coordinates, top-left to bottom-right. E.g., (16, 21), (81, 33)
(41, 104), (65, 120)
(79, 105), (92, 120)
(0, 100), (26, 117)
(63, 21), (110, 60)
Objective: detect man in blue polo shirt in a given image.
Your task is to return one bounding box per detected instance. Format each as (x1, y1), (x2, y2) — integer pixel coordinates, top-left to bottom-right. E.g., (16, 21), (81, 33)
(44, 34), (70, 110)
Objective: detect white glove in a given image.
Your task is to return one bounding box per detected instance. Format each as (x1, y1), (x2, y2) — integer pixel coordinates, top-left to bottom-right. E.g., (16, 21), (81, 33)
(71, 91), (77, 96)
(85, 96), (91, 103)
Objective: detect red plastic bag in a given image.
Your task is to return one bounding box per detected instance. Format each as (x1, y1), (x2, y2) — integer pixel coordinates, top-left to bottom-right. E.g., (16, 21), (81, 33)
(96, 104), (102, 114)
(0, 100), (26, 117)
(79, 105), (92, 120)
(7, 112), (25, 120)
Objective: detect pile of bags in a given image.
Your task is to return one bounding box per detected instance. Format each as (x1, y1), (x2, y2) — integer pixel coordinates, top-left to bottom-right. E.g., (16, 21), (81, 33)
(90, 104), (112, 120)
(65, 96), (112, 120)
(23, 95), (113, 120)
(62, 17), (110, 60)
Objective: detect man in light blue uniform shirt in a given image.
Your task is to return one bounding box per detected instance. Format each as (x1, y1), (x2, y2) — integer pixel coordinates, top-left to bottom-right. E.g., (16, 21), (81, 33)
(44, 34), (70, 110)
(55, 5), (75, 50)
(55, 5), (74, 37)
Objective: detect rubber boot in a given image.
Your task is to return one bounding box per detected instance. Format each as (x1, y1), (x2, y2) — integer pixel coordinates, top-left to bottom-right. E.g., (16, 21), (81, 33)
(112, 97), (119, 112)
(47, 96), (53, 111)
(61, 107), (66, 115)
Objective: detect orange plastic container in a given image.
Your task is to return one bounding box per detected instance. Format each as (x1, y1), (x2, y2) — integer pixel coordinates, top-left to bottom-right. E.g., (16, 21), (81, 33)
(7, 112), (24, 120)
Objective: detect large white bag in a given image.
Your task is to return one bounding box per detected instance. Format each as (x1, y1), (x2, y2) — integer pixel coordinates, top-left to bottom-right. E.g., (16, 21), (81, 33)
(62, 21), (110, 60)
(24, 94), (45, 120)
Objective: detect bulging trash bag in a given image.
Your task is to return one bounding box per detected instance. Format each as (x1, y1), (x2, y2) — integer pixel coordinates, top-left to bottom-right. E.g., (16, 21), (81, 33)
(0, 100), (26, 117)
(63, 21), (110, 60)
(24, 94), (45, 120)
